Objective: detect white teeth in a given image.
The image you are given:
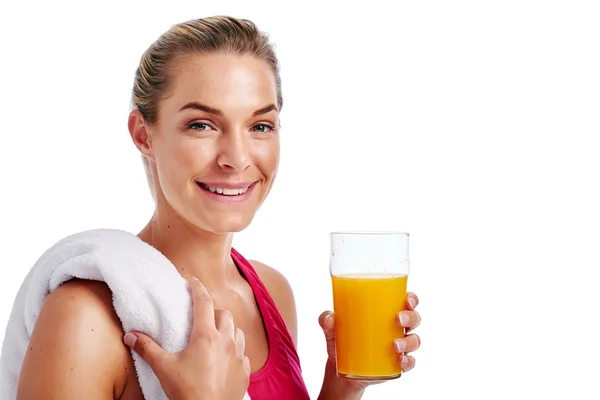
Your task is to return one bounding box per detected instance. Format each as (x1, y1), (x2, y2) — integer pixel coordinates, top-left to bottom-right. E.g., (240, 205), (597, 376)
(204, 184), (249, 196)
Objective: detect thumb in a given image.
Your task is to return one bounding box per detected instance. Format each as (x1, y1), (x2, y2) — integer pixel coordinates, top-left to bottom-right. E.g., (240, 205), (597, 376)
(318, 311), (335, 339)
(318, 311), (336, 362)
(124, 332), (165, 368)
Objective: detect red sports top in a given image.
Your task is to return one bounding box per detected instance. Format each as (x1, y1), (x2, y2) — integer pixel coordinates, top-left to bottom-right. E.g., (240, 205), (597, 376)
(231, 248), (311, 400)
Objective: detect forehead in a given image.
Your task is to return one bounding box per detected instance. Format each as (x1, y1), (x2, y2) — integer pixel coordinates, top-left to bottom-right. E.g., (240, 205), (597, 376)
(163, 52), (278, 114)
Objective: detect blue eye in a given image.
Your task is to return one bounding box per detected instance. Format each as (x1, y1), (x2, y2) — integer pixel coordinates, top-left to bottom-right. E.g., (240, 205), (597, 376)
(252, 124), (274, 133)
(188, 122), (212, 131)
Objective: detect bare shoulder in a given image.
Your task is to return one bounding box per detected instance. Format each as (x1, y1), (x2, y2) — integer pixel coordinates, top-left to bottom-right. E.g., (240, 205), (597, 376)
(17, 279), (135, 399)
(249, 260), (298, 346)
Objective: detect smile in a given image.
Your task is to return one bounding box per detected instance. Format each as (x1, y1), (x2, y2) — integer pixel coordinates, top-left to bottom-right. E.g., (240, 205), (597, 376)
(197, 182), (249, 196)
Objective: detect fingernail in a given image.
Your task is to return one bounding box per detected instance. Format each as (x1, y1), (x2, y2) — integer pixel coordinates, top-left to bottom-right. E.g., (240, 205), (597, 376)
(124, 333), (137, 347)
(399, 312), (410, 326)
(394, 339), (405, 352)
(408, 297), (417, 308)
(324, 313), (332, 325)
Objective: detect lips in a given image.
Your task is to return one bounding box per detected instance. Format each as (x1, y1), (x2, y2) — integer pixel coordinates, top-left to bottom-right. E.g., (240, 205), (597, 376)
(196, 181), (257, 197)
(197, 182), (249, 196)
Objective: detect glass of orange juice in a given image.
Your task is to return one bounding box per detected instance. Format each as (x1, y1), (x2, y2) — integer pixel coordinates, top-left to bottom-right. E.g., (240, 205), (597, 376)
(330, 231), (410, 381)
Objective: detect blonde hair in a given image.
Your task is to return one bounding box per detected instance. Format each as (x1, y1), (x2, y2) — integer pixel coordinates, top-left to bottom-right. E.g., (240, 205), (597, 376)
(130, 16), (283, 198)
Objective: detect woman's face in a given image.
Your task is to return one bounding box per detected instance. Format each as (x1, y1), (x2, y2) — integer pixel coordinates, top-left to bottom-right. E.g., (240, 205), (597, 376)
(142, 52), (280, 234)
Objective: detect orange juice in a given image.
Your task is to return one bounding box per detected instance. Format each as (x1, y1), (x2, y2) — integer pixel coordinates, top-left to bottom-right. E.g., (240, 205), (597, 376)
(331, 273), (407, 379)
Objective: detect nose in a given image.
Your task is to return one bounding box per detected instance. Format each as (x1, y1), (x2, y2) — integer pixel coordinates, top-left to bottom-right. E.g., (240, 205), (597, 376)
(216, 129), (252, 172)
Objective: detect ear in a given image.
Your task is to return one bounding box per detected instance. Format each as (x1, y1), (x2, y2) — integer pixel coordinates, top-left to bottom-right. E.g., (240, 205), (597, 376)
(128, 109), (154, 162)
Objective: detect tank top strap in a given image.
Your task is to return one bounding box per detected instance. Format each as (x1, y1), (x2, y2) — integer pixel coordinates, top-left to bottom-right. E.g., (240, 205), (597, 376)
(231, 248), (285, 381)
(231, 248), (278, 328)
(231, 248), (310, 398)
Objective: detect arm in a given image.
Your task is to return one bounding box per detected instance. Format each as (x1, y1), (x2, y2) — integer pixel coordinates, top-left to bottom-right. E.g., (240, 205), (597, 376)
(17, 279), (130, 399)
(317, 362), (365, 400)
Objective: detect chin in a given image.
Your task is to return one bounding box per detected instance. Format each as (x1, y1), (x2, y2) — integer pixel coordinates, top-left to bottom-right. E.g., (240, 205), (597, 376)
(202, 213), (256, 234)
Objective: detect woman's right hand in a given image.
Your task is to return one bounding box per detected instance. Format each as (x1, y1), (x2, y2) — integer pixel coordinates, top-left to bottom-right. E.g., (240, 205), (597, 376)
(123, 277), (250, 400)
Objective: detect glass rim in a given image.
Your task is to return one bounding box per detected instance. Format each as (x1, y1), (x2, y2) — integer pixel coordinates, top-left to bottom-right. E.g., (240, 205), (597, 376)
(330, 230), (409, 236)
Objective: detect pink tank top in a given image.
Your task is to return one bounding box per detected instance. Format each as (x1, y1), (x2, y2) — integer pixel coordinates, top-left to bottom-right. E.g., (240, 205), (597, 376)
(231, 248), (311, 400)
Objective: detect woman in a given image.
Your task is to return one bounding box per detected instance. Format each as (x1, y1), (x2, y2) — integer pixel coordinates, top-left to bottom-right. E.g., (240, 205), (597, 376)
(11, 16), (421, 399)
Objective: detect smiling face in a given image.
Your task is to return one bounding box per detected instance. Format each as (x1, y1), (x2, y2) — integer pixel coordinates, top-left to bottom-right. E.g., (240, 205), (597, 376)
(134, 52), (280, 234)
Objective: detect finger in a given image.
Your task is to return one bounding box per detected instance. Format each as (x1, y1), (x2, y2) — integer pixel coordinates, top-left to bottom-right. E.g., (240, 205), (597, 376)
(394, 333), (421, 354)
(243, 355), (251, 376)
(318, 311), (335, 341)
(405, 292), (419, 310)
(189, 277), (216, 334)
(397, 310), (421, 331)
(124, 332), (168, 370)
(400, 354), (416, 372)
(318, 311), (336, 361)
(214, 308), (235, 337)
(235, 328), (246, 356)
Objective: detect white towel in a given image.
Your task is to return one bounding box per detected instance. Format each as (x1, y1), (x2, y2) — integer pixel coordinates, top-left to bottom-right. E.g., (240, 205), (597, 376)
(0, 228), (251, 399)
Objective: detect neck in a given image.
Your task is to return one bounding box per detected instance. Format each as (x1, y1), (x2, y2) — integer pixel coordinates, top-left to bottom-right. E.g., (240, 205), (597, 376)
(138, 207), (238, 290)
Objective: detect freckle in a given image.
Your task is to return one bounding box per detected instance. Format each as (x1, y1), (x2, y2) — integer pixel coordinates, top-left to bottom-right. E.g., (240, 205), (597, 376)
(29, 346), (33, 352)
(70, 368), (74, 371)
(167, 224), (170, 228)
(91, 329), (94, 332)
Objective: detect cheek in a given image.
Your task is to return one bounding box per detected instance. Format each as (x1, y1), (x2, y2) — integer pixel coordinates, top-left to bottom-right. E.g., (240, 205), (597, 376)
(255, 139), (280, 177)
(155, 137), (212, 181)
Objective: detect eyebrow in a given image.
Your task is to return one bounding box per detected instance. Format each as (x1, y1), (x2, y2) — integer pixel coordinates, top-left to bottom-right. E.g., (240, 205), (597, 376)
(252, 103), (278, 116)
(179, 102), (222, 115)
(178, 102), (278, 117)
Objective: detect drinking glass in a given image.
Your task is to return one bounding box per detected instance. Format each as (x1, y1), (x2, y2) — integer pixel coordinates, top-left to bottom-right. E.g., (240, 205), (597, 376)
(330, 231), (410, 380)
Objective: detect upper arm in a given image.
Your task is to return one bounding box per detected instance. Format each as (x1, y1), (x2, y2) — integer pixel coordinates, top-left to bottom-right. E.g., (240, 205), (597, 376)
(249, 260), (298, 346)
(17, 279), (129, 399)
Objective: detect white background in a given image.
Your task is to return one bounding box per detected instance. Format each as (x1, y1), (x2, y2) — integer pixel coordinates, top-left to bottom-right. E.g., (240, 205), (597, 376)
(1, 1), (599, 399)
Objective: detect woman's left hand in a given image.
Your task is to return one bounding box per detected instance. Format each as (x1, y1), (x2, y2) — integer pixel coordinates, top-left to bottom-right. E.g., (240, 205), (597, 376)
(318, 292), (421, 391)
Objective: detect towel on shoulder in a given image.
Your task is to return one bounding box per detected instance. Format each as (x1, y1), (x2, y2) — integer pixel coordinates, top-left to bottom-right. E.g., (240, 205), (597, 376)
(0, 228), (251, 400)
